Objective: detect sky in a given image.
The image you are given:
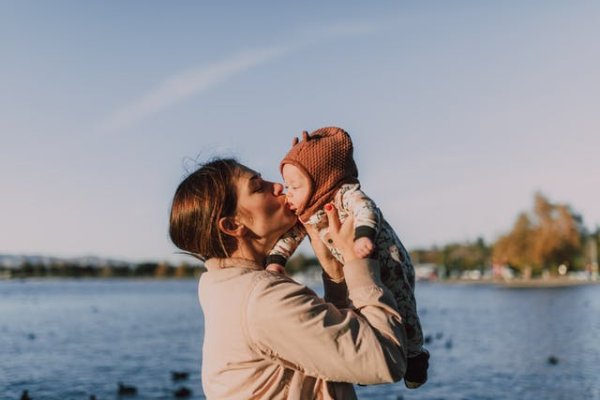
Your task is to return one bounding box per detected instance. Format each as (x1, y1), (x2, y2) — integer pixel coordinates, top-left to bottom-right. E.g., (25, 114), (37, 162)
(1, 1), (599, 264)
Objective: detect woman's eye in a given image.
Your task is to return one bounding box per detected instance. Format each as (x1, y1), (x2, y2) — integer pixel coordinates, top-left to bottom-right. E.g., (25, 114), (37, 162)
(254, 181), (265, 193)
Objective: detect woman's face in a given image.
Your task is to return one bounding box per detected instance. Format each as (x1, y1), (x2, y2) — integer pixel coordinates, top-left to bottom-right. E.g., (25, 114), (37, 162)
(234, 166), (297, 244)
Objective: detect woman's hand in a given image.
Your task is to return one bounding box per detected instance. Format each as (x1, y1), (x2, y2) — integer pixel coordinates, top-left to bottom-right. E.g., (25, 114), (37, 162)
(322, 203), (359, 264)
(305, 219), (344, 281)
(305, 203), (357, 280)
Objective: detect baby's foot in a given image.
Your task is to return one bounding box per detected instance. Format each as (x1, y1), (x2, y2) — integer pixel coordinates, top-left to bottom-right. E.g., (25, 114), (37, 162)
(404, 349), (430, 389)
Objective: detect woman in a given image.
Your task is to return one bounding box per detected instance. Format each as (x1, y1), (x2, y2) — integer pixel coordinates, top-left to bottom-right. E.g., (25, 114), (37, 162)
(169, 158), (407, 399)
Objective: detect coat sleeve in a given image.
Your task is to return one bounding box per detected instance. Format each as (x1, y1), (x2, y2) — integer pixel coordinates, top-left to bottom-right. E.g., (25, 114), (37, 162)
(245, 259), (407, 385)
(322, 273), (350, 309)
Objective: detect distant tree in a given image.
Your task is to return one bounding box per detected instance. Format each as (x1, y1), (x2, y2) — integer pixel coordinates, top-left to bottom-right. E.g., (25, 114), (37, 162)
(100, 265), (113, 278)
(154, 262), (173, 278)
(111, 265), (132, 277)
(587, 226), (600, 268)
(493, 192), (584, 274)
(441, 238), (490, 274)
(410, 247), (442, 265)
(494, 212), (534, 269)
(175, 262), (193, 278)
(135, 262), (158, 276)
(532, 194), (583, 269)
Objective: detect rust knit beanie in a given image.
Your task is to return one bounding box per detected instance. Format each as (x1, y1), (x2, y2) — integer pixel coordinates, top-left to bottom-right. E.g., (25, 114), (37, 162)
(280, 126), (358, 222)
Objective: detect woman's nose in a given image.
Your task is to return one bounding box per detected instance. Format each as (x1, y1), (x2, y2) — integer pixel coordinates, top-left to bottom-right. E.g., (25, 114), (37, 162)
(272, 182), (284, 196)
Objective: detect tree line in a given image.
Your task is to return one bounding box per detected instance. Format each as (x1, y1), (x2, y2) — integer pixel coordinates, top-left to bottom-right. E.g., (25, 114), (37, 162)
(4, 192), (597, 280)
(4, 261), (205, 279)
(410, 192), (598, 278)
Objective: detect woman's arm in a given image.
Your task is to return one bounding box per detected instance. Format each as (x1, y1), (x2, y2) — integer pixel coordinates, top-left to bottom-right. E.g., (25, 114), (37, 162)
(245, 205), (407, 385)
(245, 259), (407, 384)
(304, 204), (351, 305)
(304, 206), (348, 279)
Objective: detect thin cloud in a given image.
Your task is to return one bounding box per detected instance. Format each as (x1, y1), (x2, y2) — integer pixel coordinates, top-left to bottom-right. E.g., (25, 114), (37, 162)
(98, 45), (290, 134)
(97, 20), (382, 134)
(316, 21), (382, 38)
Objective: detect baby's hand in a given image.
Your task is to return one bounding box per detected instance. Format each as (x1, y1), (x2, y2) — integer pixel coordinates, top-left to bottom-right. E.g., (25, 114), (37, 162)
(266, 263), (287, 275)
(354, 237), (375, 258)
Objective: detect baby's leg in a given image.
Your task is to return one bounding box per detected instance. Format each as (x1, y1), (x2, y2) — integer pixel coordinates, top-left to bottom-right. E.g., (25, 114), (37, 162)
(376, 224), (429, 387)
(379, 252), (429, 388)
(380, 265), (423, 355)
(378, 248), (423, 356)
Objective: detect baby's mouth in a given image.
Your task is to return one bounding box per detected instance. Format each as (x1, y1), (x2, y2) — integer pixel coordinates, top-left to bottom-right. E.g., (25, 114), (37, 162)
(285, 202), (301, 216)
(284, 197), (295, 210)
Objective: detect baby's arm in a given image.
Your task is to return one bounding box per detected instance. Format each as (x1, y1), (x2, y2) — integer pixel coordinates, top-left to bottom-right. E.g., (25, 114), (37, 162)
(340, 186), (381, 258)
(265, 222), (307, 272)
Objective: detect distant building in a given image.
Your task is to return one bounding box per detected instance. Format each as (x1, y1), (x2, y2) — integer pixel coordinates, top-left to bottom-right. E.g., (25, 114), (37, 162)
(492, 262), (515, 280)
(414, 263), (438, 281)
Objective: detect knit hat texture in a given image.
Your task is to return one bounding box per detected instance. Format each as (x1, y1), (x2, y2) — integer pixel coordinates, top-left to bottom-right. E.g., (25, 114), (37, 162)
(280, 126), (358, 222)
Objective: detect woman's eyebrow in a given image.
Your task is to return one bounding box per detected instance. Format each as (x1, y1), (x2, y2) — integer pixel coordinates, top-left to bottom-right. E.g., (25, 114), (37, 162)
(247, 174), (262, 190)
(249, 173), (262, 182)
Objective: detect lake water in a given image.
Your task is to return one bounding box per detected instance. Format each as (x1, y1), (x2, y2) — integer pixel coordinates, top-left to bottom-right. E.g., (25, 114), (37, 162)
(1, 278), (599, 400)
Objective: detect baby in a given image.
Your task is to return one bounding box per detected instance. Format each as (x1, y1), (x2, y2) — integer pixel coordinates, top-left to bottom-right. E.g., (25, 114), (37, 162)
(266, 127), (429, 389)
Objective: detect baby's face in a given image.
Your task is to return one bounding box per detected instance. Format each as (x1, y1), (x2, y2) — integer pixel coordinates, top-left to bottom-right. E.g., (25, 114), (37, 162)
(282, 164), (311, 213)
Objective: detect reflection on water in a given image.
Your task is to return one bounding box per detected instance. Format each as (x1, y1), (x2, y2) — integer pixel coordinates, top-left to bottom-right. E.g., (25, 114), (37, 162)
(1, 279), (599, 399)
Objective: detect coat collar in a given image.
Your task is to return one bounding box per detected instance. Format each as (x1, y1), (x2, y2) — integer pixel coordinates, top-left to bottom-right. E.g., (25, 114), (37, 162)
(204, 257), (264, 272)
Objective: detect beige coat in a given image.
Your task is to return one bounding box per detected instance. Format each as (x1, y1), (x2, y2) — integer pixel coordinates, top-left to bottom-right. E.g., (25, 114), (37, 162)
(198, 257), (407, 399)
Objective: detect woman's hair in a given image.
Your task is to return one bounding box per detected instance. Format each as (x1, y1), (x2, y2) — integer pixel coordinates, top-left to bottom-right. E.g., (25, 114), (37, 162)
(169, 158), (243, 261)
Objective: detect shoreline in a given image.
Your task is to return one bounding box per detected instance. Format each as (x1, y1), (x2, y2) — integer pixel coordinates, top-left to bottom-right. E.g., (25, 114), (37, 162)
(3, 274), (599, 289)
(429, 277), (600, 288)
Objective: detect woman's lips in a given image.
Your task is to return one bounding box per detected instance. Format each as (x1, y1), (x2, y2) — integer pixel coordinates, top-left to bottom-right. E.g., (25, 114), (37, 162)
(281, 197), (295, 213)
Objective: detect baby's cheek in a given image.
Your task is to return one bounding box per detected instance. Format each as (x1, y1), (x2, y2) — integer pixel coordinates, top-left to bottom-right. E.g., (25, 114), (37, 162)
(300, 192), (310, 204)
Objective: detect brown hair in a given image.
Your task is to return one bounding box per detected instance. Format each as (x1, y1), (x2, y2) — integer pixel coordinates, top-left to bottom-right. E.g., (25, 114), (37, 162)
(169, 158), (243, 261)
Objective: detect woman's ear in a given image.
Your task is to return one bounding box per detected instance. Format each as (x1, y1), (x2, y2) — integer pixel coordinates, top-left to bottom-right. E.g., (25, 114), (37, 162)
(218, 217), (246, 237)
